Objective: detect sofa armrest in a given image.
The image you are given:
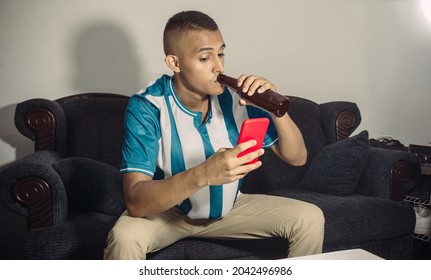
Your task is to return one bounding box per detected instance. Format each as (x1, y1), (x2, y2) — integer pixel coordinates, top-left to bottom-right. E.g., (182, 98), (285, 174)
(14, 98), (67, 156)
(356, 147), (421, 200)
(318, 101), (362, 143)
(0, 150), (68, 230)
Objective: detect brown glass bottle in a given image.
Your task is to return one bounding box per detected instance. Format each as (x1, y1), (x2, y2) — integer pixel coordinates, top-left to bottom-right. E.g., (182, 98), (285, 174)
(217, 74), (289, 117)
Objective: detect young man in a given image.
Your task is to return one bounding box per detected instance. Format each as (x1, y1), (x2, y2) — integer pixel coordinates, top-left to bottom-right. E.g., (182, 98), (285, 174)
(104, 10), (324, 259)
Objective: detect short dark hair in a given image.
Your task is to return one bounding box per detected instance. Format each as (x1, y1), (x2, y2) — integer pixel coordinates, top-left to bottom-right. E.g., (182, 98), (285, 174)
(163, 10), (219, 55)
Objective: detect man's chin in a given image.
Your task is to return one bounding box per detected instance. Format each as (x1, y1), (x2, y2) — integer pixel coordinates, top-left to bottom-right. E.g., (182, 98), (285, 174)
(214, 84), (225, 94)
(208, 91), (224, 97)
(212, 88), (225, 96)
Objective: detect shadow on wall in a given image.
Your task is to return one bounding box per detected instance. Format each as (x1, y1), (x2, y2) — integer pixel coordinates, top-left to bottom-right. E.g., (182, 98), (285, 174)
(70, 20), (144, 96)
(0, 104), (33, 169)
(0, 20), (145, 168)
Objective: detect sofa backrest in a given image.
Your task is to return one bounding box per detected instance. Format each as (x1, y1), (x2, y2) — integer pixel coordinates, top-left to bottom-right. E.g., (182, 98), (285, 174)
(58, 95), (129, 168)
(16, 93), (359, 190)
(241, 96), (327, 194)
(286, 97), (328, 158)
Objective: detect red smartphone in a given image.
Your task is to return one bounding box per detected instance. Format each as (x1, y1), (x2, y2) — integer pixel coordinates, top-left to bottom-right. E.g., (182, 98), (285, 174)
(237, 118), (270, 164)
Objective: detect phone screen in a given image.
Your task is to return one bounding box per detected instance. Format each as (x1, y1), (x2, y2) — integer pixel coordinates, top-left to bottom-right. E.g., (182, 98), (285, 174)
(237, 118), (270, 164)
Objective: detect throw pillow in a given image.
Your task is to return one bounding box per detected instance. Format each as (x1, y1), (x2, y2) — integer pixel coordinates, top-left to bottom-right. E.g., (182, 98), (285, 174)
(301, 130), (369, 196)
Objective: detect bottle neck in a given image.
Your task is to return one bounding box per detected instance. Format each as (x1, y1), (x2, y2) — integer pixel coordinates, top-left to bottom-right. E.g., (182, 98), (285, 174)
(217, 74), (241, 92)
(217, 73), (289, 117)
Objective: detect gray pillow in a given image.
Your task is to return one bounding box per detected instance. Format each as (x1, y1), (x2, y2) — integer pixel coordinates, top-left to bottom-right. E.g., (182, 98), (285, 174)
(301, 130), (369, 195)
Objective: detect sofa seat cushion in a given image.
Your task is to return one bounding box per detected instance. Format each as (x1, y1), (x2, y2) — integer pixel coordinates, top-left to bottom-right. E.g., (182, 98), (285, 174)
(24, 212), (287, 260)
(182, 237), (287, 260)
(150, 237), (287, 260)
(24, 212), (119, 260)
(268, 189), (415, 247)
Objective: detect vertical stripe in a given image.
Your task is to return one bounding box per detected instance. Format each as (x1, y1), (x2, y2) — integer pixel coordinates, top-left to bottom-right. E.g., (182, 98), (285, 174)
(168, 79), (211, 218)
(179, 199), (192, 214)
(209, 186), (223, 218)
(217, 89), (239, 147)
(199, 125), (223, 219)
(163, 92), (193, 214)
(164, 93), (185, 176)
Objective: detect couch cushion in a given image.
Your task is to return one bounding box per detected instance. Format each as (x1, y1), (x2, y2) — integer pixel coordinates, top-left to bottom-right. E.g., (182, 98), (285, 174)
(300, 130), (369, 196)
(24, 212), (117, 260)
(268, 189), (415, 249)
(182, 238), (287, 260)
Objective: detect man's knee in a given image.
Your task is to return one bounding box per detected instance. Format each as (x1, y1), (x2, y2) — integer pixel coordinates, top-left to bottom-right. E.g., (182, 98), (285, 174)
(296, 202), (325, 231)
(306, 203), (324, 222)
(104, 219), (151, 260)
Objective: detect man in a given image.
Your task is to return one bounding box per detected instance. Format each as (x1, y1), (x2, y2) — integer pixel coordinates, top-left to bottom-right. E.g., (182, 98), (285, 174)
(104, 10), (324, 259)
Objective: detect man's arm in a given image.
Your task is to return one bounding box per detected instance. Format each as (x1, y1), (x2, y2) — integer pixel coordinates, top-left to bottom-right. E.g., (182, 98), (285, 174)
(237, 74), (307, 166)
(123, 140), (264, 217)
(270, 114), (307, 166)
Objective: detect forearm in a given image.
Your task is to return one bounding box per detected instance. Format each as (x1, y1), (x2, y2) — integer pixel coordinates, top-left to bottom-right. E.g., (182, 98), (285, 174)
(124, 167), (207, 217)
(271, 113), (307, 166)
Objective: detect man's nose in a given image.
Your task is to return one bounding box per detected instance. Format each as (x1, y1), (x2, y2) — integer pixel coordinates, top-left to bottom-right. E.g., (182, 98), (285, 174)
(214, 57), (224, 73)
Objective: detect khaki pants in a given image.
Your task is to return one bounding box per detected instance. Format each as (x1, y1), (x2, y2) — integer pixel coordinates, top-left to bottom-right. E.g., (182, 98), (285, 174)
(103, 194), (324, 259)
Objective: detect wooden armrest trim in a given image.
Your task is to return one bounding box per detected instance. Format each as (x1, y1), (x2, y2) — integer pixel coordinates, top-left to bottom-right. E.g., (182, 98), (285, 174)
(335, 111), (357, 141)
(26, 108), (56, 151)
(12, 177), (53, 230)
(390, 161), (413, 201)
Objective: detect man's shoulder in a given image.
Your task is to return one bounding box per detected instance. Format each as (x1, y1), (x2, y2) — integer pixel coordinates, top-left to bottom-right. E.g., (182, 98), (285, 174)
(129, 75), (172, 107)
(138, 74), (172, 98)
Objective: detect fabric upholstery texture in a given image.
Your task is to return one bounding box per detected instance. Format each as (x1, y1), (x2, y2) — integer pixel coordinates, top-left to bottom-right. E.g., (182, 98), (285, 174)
(241, 97), (326, 194)
(60, 97), (129, 167)
(269, 188), (415, 249)
(300, 130), (369, 196)
(24, 212), (118, 260)
(53, 157), (125, 216)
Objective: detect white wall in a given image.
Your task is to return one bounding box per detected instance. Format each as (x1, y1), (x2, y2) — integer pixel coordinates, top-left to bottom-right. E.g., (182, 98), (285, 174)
(1, 0), (431, 167)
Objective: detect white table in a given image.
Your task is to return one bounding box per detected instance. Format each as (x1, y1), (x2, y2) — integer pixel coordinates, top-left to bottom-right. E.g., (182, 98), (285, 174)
(287, 248), (383, 260)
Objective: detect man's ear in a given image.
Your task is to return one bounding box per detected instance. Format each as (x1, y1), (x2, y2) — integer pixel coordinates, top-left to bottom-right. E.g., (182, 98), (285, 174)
(165, 55), (180, 73)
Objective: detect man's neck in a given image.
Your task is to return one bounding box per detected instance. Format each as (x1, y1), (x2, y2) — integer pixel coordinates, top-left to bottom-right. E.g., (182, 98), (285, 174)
(173, 77), (210, 123)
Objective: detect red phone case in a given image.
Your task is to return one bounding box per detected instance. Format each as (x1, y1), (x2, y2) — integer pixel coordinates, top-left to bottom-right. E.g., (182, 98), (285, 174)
(237, 118), (270, 164)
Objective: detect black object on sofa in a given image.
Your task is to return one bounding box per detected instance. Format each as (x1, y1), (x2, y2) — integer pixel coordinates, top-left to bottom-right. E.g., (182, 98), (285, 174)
(0, 93), (421, 260)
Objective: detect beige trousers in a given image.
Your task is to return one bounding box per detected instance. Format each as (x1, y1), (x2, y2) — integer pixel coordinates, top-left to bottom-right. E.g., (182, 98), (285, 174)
(103, 194), (324, 259)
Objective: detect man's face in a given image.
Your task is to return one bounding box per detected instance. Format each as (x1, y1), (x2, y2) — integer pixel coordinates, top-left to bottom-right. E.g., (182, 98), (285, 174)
(173, 29), (225, 96)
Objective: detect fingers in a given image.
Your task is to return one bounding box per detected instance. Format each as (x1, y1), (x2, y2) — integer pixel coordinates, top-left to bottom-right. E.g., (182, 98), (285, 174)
(234, 140), (265, 165)
(234, 159), (262, 178)
(206, 142), (263, 186)
(234, 139), (257, 153)
(237, 74), (276, 96)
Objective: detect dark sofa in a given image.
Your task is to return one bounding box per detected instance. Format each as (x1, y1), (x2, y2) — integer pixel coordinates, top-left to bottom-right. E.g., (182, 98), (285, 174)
(0, 93), (421, 260)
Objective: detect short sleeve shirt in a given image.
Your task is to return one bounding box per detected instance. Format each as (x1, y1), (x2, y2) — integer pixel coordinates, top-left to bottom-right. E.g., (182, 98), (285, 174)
(120, 75), (278, 219)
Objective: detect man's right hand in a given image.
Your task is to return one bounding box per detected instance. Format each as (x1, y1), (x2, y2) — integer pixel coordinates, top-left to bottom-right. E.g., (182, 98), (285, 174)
(199, 139), (264, 186)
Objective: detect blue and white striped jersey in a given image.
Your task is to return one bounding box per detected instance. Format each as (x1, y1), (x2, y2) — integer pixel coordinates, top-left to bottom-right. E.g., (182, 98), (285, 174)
(120, 75), (278, 219)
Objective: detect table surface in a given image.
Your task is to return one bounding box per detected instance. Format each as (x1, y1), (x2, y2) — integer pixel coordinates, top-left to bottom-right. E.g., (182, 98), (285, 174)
(287, 249), (383, 260)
